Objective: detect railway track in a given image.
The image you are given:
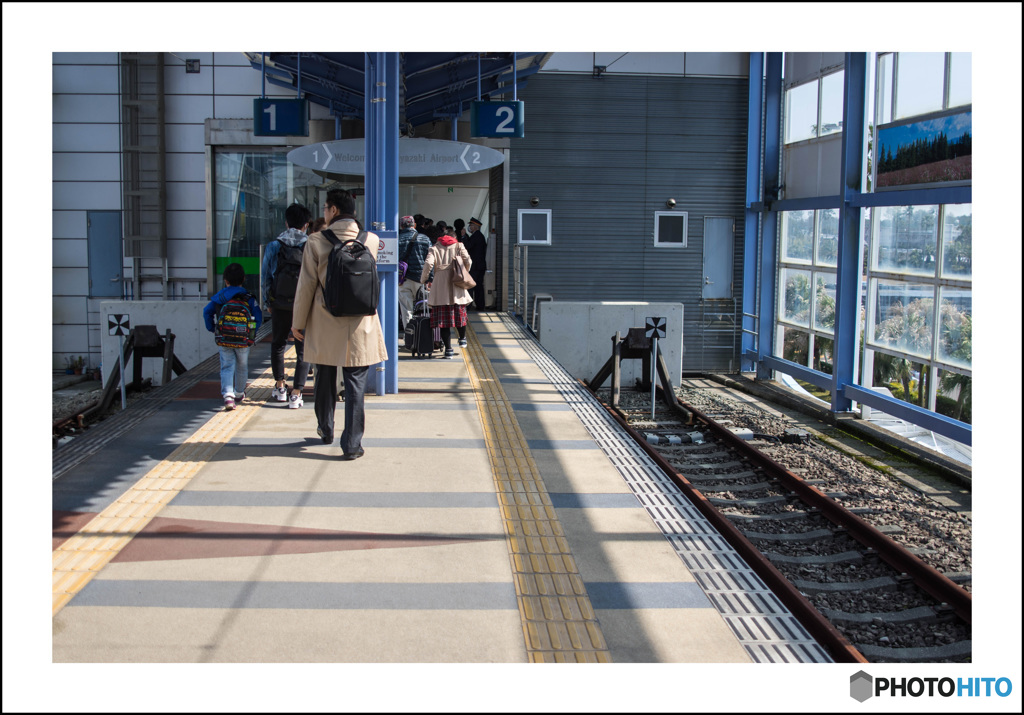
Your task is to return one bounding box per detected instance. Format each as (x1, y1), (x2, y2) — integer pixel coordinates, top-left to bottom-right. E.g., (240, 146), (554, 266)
(591, 380), (972, 663)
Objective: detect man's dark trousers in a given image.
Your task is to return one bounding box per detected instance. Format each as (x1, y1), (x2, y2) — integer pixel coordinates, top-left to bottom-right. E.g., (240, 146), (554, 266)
(270, 308), (309, 391)
(314, 364), (369, 454)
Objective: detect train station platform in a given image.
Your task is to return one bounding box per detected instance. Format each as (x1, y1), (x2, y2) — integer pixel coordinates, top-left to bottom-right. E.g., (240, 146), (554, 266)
(50, 313), (828, 666)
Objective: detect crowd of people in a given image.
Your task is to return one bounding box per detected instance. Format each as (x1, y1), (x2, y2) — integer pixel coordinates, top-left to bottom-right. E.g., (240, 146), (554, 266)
(204, 195), (488, 461)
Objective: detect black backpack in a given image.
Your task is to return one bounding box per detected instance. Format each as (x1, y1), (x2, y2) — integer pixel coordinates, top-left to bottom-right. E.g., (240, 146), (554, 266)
(321, 229), (379, 317)
(268, 241), (304, 310)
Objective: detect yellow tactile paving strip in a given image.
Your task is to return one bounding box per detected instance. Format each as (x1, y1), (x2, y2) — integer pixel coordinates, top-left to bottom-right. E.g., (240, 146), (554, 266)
(52, 358), (280, 617)
(462, 322), (612, 663)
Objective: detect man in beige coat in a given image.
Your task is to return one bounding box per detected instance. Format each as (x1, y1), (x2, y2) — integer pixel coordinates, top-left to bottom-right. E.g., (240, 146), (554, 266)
(291, 189), (388, 459)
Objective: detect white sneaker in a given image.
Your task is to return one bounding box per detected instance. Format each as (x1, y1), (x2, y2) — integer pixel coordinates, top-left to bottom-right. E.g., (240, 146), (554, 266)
(224, 395), (235, 411)
(458, 338), (468, 348)
(289, 392), (304, 409)
(272, 385), (287, 402)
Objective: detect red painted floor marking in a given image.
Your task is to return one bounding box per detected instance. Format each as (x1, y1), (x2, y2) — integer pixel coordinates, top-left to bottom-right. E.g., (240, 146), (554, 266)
(111, 515), (489, 562)
(53, 511), (99, 551)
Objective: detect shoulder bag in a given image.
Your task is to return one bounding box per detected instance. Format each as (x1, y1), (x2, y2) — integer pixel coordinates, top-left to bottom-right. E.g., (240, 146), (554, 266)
(451, 246), (476, 290)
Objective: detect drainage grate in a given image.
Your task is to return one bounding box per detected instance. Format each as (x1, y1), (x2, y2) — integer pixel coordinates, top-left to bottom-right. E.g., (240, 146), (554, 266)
(494, 314), (832, 663)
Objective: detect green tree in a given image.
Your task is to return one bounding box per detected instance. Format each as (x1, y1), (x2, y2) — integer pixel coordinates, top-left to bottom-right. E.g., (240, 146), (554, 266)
(938, 308), (971, 421)
(874, 297), (934, 405)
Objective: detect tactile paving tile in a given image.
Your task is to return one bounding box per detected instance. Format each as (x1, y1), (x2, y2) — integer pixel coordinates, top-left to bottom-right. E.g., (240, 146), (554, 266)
(462, 322), (611, 663)
(52, 357), (280, 616)
(494, 315), (832, 663)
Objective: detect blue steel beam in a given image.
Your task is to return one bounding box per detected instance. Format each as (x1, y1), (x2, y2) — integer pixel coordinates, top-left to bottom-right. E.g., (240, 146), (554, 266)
(757, 53), (783, 380)
(760, 355), (833, 391)
(403, 57), (519, 98)
(851, 185), (972, 208)
(831, 53), (868, 412)
(402, 52), (544, 77)
(364, 52), (400, 395)
(844, 384), (971, 446)
(247, 53), (365, 112)
(742, 52), (764, 371)
(404, 77), (534, 127)
(752, 195), (842, 213)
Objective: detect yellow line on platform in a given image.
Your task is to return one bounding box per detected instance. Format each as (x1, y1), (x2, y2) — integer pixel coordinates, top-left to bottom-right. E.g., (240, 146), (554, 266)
(463, 320), (611, 663)
(52, 354), (287, 616)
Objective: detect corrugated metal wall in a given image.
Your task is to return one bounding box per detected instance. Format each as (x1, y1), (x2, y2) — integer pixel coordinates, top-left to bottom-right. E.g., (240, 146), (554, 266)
(507, 73), (749, 372)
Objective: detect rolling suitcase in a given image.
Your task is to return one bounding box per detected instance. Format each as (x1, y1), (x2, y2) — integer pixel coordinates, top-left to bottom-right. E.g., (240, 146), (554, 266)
(405, 298), (435, 358)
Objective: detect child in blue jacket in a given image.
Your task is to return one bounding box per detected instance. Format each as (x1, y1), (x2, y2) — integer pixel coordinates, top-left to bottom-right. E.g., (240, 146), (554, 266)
(203, 263), (263, 410)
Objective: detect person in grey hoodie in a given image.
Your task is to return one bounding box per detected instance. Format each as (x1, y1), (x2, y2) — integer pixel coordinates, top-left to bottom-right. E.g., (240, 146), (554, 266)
(260, 203), (311, 408)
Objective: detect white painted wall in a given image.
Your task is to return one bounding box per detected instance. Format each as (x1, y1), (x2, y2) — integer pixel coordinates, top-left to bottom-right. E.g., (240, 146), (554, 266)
(538, 302), (684, 386)
(98, 301), (215, 387)
(51, 52), (334, 370)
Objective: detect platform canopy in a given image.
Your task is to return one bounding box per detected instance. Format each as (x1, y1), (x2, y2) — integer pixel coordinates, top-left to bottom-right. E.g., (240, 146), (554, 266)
(244, 52), (551, 131)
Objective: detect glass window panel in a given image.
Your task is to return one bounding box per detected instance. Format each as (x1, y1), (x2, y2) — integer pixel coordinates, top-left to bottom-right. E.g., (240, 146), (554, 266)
(938, 287), (971, 369)
(654, 212), (686, 247)
(813, 272), (837, 334)
(874, 205), (938, 276)
(785, 81), (818, 144)
(876, 53), (893, 125)
(948, 52), (971, 108)
(895, 52), (945, 119)
(780, 267), (812, 326)
(941, 204), (972, 279)
(814, 336), (834, 375)
(816, 208), (839, 267)
(936, 369), (971, 424)
(782, 210), (814, 263)
(213, 149), (329, 296)
(781, 326), (810, 366)
(869, 278), (935, 359)
(819, 71), (844, 136)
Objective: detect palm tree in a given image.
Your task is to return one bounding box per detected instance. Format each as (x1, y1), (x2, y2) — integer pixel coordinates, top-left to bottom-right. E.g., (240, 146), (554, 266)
(939, 308), (972, 421)
(874, 298), (934, 404)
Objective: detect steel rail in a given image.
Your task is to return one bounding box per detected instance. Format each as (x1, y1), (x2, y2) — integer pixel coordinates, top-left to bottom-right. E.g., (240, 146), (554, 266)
(584, 383), (867, 664)
(674, 399), (972, 627)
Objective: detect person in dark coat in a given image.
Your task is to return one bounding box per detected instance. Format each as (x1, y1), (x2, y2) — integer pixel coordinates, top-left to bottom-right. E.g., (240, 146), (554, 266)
(461, 217), (487, 310)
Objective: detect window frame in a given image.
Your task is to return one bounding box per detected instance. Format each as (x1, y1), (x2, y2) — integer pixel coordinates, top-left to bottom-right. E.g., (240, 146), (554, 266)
(653, 210), (688, 248)
(517, 208), (552, 246)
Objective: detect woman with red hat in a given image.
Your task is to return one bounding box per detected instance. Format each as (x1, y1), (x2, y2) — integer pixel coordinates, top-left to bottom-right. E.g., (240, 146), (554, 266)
(420, 227), (473, 358)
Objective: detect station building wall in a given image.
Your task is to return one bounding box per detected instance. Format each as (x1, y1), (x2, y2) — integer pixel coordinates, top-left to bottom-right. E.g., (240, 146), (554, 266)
(52, 51), (750, 374)
(507, 71), (750, 372)
(52, 52), (332, 371)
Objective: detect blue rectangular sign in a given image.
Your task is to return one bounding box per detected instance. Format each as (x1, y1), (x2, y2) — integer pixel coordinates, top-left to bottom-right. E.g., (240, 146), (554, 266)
(471, 101), (524, 138)
(253, 98), (309, 137)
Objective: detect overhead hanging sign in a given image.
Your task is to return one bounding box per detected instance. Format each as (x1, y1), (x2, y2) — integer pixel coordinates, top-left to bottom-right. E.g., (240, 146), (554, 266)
(253, 98), (309, 137)
(286, 138), (504, 177)
(471, 100), (525, 138)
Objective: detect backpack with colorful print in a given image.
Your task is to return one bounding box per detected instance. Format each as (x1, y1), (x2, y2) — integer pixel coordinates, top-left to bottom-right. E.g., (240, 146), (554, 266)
(215, 293), (257, 348)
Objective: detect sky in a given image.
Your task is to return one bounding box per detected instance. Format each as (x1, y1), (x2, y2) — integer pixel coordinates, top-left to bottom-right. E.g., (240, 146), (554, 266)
(880, 111), (973, 157)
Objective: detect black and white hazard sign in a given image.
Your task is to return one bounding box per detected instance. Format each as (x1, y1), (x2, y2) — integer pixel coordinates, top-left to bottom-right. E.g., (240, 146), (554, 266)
(645, 316), (666, 340)
(108, 314), (130, 336)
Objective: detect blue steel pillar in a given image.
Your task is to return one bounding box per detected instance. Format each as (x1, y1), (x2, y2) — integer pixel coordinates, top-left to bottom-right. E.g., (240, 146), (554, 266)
(742, 52), (764, 372)
(757, 53), (783, 381)
(831, 53), (868, 412)
(365, 52), (400, 395)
